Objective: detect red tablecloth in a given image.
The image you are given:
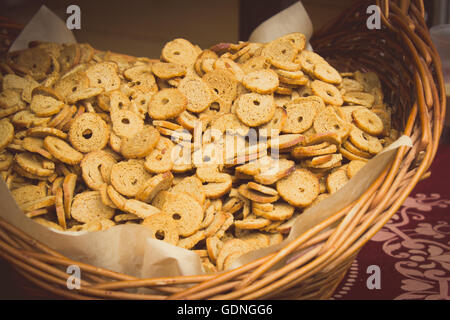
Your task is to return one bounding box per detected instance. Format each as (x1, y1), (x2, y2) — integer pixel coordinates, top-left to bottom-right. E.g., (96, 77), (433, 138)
(333, 142), (450, 300)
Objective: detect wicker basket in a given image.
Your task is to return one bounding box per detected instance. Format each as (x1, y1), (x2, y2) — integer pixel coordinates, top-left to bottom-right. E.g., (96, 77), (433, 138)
(0, 0), (445, 299)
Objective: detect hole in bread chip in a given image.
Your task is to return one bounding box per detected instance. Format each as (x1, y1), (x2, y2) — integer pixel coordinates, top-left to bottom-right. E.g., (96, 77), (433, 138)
(82, 129), (93, 139)
(298, 116), (304, 123)
(174, 51), (180, 56)
(203, 155), (211, 163)
(210, 102), (220, 111)
(156, 155), (163, 161)
(172, 213), (181, 220)
(253, 100), (260, 106)
(334, 124), (341, 130)
(140, 99), (146, 105)
(121, 118), (130, 125)
(72, 86), (78, 92)
(299, 187), (305, 193)
(131, 178), (138, 185)
(162, 98), (169, 105)
(97, 79), (102, 84)
(155, 230), (165, 240)
(213, 88), (219, 94)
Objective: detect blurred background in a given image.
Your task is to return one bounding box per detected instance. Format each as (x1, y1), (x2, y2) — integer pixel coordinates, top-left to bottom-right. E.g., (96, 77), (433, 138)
(0, 0), (359, 57)
(0, 0), (447, 57)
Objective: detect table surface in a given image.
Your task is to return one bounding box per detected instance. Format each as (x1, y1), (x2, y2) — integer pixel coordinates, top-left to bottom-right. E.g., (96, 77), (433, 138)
(1, 140), (449, 300)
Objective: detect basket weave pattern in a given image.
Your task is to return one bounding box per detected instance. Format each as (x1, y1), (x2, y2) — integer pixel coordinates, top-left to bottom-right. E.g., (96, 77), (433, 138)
(0, 0), (446, 299)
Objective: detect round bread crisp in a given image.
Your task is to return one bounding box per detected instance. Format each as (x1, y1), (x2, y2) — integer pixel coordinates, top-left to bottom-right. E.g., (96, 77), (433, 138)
(177, 76), (214, 113)
(279, 32), (306, 51)
(171, 175), (206, 205)
(0, 151), (13, 171)
(238, 184), (279, 203)
(347, 159), (368, 179)
(234, 216), (272, 230)
(144, 136), (174, 173)
(326, 169), (349, 194)
(214, 57), (245, 82)
(349, 126), (383, 155)
(242, 69), (279, 94)
(253, 202), (294, 221)
(66, 87), (104, 104)
(311, 80), (343, 106)
(27, 126), (67, 139)
(261, 38), (298, 69)
(282, 99), (319, 134)
(161, 38), (199, 67)
(291, 143), (336, 159)
(148, 88), (187, 120)
(253, 158), (295, 185)
(298, 50), (326, 74)
(162, 192), (204, 237)
(110, 159), (152, 197)
(54, 68), (90, 101)
(11, 184), (47, 206)
(313, 62), (342, 84)
(215, 239), (252, 271)
(22, 137), (55, 160)
(276, 169), (320, 207)
(15, 152), (54, 177)
(122, 199), (161, 219)
(152, 62), (186, 79)
(202, 69), (238, 104)
(352, 108), (384, 136)
(235, 92), (275, 127)
(342, 140), (372, 159)
(210, 113), (249, 136)
(136, 171), (173, 203)
(313, 106), (351, 141)
(0, 119), (14, 151)
(85, 61), (120, 92)
(123, 65), (157, 93)
(63, 173), (77, 219)
(55, 188), (66, 230)
(241, 56), (269, 74)
(43, 136), (83, 165)
(142, 212), (179, 245)
(68, 113), (109, 153)
(259, 106), (287, 137)
(111, 108), (144, 138)
(30, 95), (64, 117)
(343, 91), (375, 108)
(70, 191), (115, 223)
(120, 125), (160, 159)
(58, 43), (80, 74)
(80, 150), (117, 191)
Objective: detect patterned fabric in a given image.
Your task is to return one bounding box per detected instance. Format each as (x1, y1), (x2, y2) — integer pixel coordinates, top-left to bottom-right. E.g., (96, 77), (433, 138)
(333, 144), (450, 300)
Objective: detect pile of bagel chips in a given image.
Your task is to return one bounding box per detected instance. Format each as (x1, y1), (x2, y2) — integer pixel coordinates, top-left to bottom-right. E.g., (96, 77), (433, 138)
(0, 33), (398, 272)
